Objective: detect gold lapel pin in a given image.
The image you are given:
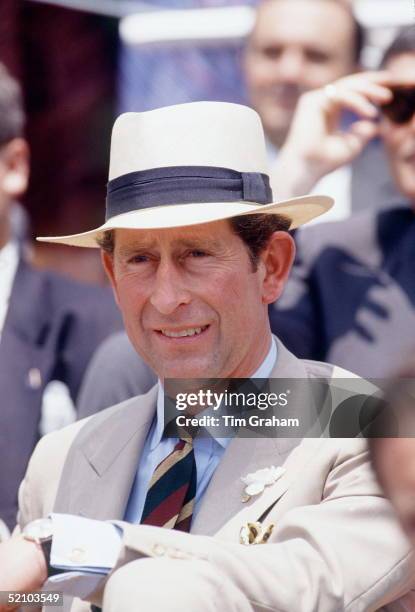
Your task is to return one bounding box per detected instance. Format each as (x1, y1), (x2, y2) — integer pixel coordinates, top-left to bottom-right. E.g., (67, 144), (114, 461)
(239, 522), (275, 545)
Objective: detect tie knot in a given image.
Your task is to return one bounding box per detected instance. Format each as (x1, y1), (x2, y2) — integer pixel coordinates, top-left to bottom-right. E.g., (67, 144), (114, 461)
(175, 436), (193, 452)
(163, 417), (198, 441)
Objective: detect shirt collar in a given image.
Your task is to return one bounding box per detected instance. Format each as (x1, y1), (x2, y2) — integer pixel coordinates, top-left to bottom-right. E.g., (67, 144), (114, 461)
(265, 139), (279, 165)
(251, 335), (277, 379)
(153, 335), (277, 449)
(0, 240), (18, 268)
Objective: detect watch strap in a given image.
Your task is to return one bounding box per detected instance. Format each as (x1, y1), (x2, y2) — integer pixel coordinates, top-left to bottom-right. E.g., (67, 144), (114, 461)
(40, 537), (65, 578)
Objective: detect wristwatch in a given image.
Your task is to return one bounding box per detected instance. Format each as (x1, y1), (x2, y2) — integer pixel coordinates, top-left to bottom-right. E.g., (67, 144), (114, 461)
(22, 518), (61, 577)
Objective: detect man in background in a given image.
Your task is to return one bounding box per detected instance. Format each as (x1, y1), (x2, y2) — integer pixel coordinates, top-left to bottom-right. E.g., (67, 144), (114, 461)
(245, 0), (398, 220)
(270, 25), (415, 377)
(245, 0), (362, 150)
(0, 63), (121, 531)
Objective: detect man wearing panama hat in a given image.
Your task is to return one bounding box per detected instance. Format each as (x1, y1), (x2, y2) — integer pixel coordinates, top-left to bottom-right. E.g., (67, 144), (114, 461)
(0, 101), (413, 612)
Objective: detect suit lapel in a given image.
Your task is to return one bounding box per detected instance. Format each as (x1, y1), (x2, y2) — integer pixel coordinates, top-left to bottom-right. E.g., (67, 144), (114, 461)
(192, 337), (310, 535)
(2, 258), (51, 346)
(53, 386), (158, 521)
(215, 438), (323, 541)
(191, 436), (282, 535)
(0, 259), (52, 391)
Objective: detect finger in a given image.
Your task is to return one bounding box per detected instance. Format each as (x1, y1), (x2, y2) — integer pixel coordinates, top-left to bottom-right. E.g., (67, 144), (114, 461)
(349, 81), (393, 103)
(324, 88), (379, 119)
(330, 71), (396, 99)
(326, 77), (393, 106)
(386, 76), (415, 87)
(349, 119), (379, 142)
(340, 133), (367, 158)
(349, 70), (415, 89)
(366, 69), (415, 87)
(347, 70), (394, 85)
(334, 122), (377, 159)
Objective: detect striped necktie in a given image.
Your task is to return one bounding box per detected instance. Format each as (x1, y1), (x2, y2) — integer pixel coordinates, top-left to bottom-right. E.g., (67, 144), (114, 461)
(90, 440), (196, 612)
(140, 438), (197, 532)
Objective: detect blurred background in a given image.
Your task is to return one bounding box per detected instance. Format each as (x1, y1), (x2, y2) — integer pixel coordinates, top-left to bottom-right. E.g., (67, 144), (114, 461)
(1, 0), (412, 283)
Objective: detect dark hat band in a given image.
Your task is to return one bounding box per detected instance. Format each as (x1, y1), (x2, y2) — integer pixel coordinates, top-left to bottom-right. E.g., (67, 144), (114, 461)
(106, 166), (273, 220)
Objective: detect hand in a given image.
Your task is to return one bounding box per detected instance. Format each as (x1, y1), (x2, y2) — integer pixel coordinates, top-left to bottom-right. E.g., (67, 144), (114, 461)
(0, 535), (47, 611)
(272, 71), (394, 198)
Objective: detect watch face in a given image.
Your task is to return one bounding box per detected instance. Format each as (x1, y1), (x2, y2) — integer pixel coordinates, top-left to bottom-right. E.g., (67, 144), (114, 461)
(23, 518), (53, 541)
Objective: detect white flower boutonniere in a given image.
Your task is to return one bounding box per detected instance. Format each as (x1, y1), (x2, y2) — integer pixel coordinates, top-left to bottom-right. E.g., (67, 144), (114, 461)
(241, 466), (285, 502)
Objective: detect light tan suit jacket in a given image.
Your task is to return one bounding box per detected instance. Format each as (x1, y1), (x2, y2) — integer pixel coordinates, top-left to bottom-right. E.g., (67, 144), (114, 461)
(17, 339), (415, 611)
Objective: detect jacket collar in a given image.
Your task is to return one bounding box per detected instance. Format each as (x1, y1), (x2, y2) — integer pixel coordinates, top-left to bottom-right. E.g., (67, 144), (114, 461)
(3, 257), (51, 346)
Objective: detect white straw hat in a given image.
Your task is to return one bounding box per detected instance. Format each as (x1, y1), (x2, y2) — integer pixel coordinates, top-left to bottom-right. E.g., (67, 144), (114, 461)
(37, 101), (333, 248)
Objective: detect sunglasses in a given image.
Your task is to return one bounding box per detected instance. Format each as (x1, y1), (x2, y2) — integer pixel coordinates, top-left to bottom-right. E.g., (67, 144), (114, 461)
(381, 85), (415, 124)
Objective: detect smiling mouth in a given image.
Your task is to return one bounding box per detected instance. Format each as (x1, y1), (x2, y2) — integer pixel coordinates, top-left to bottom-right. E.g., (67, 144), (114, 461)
(157, 325), (210, 338)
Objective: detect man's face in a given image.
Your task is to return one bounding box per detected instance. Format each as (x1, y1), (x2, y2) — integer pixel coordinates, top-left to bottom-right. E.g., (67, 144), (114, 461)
(245, 0), (357, 147)
(380, 53), (415, 203)
(103, 220), (292, 380)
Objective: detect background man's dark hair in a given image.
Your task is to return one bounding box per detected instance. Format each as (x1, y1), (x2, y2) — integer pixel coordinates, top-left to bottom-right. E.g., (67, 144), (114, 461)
(380, 25), (415, 68)
(352, 14), (365, 64)
(98, 214), (291, 271)
(352, 16), (365, 65)
(0, 63), (25, 145)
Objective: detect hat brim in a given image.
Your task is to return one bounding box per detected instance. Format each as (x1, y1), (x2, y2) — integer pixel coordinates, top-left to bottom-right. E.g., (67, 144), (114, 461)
(37, 194), (333, 248)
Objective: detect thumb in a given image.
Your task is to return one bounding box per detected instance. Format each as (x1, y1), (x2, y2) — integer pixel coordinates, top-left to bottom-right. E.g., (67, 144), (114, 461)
(350, 119), (379, 146)
(341, 120), (379, 159)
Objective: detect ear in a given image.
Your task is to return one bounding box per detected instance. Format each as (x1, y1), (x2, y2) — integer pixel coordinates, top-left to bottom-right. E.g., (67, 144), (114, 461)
(259, 231), (295, 304)
(101, 249), (120, 308)
(1, 138), (30, 198)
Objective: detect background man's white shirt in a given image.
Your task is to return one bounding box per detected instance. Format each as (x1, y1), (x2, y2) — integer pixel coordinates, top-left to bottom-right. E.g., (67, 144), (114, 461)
(0, 241), (19, 342)
(0, 241), (76, 436)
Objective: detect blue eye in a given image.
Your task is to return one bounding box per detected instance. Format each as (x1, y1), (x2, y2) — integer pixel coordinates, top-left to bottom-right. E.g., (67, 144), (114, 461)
(189, 250), (207, 258)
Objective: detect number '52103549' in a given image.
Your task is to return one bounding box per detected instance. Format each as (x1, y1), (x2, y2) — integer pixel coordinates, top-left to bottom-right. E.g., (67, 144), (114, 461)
(1, 591), (63, 606)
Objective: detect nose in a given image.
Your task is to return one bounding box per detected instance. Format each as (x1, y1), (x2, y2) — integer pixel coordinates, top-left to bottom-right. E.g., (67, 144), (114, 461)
(276, 49), (306, 85)
(149, 259), (191, 315)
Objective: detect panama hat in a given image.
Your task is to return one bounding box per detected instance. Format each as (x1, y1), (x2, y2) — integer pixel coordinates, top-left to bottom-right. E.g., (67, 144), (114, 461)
(37, 101), (333, 248)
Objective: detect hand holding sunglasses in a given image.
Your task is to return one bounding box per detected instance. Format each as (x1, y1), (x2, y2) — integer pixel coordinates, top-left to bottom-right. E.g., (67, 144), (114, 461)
(273, 71), (395, 199)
